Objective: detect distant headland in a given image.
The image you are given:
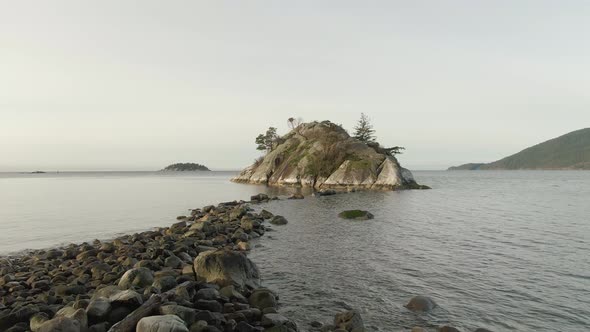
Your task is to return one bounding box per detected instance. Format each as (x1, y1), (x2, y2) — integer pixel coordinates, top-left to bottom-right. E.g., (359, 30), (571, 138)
(161, 163), (210, 171)
(449, 128), (590, 170)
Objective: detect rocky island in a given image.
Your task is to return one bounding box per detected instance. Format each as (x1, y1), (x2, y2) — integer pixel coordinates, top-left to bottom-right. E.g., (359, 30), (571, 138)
(161, 163), (210, 172)
(232, 120), (428, 190)
(449, 128), (590, 170)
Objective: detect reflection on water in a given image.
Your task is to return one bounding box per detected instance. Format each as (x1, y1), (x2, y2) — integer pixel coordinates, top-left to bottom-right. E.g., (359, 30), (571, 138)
(249, 171), (590, 331)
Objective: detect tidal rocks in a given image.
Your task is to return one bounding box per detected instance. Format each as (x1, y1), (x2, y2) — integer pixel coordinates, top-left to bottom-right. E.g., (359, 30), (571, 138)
(193, 249), (260, 289)
(337, 210), (374, 220)
(137, 315), (189, 332)
(261, 313), (297, 332)
(333, 310), (365, 332)
(0, 200), (287, 332)
(248, 288), (278, 310)
(269, 216), (288, 225)
(288, 193), (304, 200)
(405, 296), (437, 312)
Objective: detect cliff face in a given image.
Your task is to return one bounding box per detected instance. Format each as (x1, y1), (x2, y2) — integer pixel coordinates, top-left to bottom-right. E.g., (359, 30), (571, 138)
(232, 121), (426, 190)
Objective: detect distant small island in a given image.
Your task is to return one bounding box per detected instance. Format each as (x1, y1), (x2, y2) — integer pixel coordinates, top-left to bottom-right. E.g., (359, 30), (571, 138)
(161, 163), (210, 171)
(449, 128), (590, 170)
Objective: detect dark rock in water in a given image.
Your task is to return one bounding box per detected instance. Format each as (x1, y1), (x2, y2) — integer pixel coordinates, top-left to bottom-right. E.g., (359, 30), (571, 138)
(248, 288), (278, 310)
(193, 249), (260, 289)
(288, 193), (304, 200)
(261, 313), (297, 331)
(316, 189), (337, 196)
(405, 295), (437, 312)
(269, 216), (288, 225)
(337, 210), (374, 220)
(137, 314), (189, 332)
(259, 209), (274, 220)
(333, 309), (365, 332)
(250, 193), (269, 202)
(118, 267), (154, 289)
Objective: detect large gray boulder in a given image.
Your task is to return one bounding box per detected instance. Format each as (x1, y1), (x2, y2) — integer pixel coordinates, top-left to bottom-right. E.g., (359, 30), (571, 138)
(193, 249), (260, 289)
(118, 267), (154, 289)
(137, 315), (189, 332)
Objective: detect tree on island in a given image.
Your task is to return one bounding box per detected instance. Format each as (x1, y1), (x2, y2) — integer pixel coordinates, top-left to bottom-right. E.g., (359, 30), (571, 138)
(255, 127), (279, 152)
(353, 113), (376, 143)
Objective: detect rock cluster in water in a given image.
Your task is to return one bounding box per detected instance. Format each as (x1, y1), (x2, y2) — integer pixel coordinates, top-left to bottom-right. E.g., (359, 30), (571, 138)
(0, 198), (296, 332)
(232, 121), (429, 191)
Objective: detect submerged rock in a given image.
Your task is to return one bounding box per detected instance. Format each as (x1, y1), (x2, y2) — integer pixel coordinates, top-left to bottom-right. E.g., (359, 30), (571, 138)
(337, 210), (374, 220)
(269, 216), (288, 225)
(405, 296), (437, 312)
(333, 309), (365, 332)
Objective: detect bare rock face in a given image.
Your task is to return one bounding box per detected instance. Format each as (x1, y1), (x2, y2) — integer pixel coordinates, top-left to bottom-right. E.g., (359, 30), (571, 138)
(232, 121), (428, 191)
(193, 249), (260, 290)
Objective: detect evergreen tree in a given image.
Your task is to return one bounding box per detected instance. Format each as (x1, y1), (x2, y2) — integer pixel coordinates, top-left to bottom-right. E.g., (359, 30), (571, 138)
(353, 113), (376, 143)
(255, 127), (278, 152)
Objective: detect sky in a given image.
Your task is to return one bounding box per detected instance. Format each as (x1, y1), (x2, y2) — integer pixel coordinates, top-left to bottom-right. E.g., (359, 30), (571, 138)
(1, 1), (589, 171)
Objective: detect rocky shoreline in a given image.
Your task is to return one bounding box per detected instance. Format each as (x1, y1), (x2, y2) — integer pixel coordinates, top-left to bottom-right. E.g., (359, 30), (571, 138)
(0, 195), (306, 332)
(1, 193), (485, 332)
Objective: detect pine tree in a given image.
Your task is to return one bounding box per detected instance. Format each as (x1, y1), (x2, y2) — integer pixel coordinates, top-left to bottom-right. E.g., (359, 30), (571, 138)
(255, 127), (278, 151)
(353, 113), (376, 143)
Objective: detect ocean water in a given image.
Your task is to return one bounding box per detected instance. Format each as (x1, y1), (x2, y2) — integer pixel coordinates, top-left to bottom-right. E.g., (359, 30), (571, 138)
(0, 170), (589, 331)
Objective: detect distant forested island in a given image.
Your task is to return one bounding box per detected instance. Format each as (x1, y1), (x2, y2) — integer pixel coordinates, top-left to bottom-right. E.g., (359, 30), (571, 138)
(449, 128), (590, 170)
(161, 163), (210, 171)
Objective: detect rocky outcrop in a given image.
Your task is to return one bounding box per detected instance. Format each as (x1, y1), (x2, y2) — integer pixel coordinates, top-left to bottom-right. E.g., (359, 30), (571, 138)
(232, 121), (428, 190)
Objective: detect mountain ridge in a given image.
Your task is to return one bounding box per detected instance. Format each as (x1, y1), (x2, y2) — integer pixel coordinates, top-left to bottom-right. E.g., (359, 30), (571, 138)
(449, 128), (590, 170)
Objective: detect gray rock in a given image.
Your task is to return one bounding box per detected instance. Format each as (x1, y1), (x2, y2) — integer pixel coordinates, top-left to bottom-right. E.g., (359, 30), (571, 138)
(30, 312), (49, 332)
(109, 289), (143, 307)
(405, 296), (437, 312)
(137, 315), (189, 332)
(159, 305), (198, 326)
(86, 297), (111, 322)
(196, 288), (220, 301)
(193, 249), (260, 289)
(269, 216), (288, 225)
(337, 210), (374, 220)
(334, 310), (365, 332)
(165, 255), (183, 268)
(248, 288), (277, 310)
(118, 267), (154, 289)
(259, 210), (274, 219)
(195, 299), (223, 312)
(37, 316), (83, 332)
(153, 275), (178, 292)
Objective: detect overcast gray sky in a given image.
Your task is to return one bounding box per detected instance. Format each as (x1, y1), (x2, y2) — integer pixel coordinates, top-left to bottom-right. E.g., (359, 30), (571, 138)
(1, 1), (589, 171)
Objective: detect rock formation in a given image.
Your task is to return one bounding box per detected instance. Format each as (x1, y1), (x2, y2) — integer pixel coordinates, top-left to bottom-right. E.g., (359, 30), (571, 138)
(232, 121), (428, 190)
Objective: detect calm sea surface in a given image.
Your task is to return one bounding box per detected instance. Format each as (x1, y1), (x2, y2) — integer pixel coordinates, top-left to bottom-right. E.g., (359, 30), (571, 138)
(0, 171), (589, 331)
